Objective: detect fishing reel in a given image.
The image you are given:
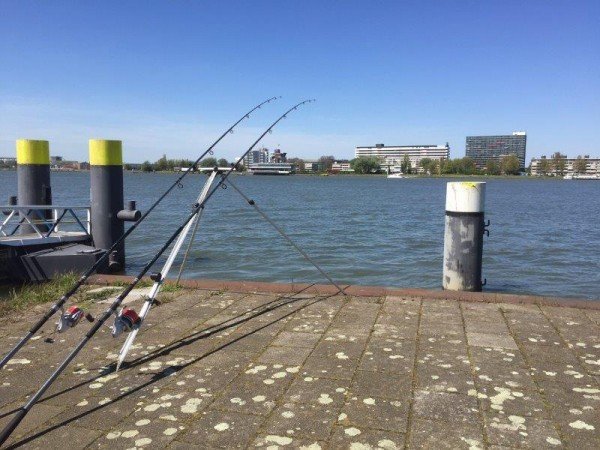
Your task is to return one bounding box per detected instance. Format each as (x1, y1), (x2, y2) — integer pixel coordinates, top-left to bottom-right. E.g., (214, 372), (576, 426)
(56, 306), (94, 333)
(111, 308), (141, 338)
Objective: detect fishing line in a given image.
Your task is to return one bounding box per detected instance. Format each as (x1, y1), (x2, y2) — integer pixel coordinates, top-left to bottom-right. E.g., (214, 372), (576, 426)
(0, 97), (279, 371)
(0, 100), (312, 445)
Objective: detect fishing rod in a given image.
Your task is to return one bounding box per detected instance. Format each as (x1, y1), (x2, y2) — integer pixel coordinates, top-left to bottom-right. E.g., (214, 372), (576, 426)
(0, 100), (313, 445)
(224, 177), (346, 292)
(0, 96), (279, 371)
(115, 165), (346, 369)
(114, 169), (218, 371)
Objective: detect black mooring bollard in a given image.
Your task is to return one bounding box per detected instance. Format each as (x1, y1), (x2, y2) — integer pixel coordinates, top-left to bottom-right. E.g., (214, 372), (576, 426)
(16, 139), (52, 234)
(442, 182), (486, 292)
(89, 139), (125, 273)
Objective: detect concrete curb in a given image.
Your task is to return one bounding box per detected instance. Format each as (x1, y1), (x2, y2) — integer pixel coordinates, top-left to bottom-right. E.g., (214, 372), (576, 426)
(86, 275), (600, 311)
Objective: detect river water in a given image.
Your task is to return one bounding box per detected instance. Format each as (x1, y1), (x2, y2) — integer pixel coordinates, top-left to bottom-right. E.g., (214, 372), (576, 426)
(1, 171), (599, 300)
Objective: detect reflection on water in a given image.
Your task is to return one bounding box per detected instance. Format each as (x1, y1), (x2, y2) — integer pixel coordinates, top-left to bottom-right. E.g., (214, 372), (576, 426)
(1, 171), (599, 299)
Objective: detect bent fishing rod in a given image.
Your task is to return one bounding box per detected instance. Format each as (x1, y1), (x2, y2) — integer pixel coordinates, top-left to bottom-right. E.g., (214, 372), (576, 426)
(0, 96), (279, 371)
(115, 166), (346, 369)
(0, 100), (313, 445)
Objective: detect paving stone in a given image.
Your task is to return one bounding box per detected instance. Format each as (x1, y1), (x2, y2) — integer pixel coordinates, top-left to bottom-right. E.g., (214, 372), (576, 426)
(351, 370), (412, 400)
(271, 331), (322, 348)
(2, 287), (599, 449)
(210, 376), (288, 416)
(301, 355), (360, 380)
(285, 376), (349, 407)
(372, 322), (418, 340)
(409, 419), (484, 449)
(416, 363), (476, 394)
(262, 401), (339, 441)
(257, 344), (313, 366)
(91, 420), (181, 449)
(312, 340), (366, 361)
(46, 390), (142, 431)
(420, 320), (465, 336)
(329, 425), (405, 449)
(476, 385), (550, 418)
(0, 403), (65, 442)
(465, 317), (511, 335)
(376, 311), (419, 328)
(360, 338), (415, 374)
(467, 332), (518, 350)
(484, 414), (564, 448)
(178, 409), (264, 448)
(12, 425), (103, 450)
(416, 350), (472, 373)
(167, 440), (205, 449)
(339, 395), (409, 433)
(413, 390), (479, 423)
(252, 434), (325, 449)
(284, 316), (331, 334)
(217, 330), (276, 354)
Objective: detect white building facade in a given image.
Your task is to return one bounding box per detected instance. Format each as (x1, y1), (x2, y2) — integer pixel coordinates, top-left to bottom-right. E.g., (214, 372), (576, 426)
(355, 143), (450, 173)
(331, 161), (353, 172)
(530, 156), (600, 177)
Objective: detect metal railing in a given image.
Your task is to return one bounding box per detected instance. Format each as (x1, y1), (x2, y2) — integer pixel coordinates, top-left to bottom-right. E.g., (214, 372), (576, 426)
(0, 205), (91, 238)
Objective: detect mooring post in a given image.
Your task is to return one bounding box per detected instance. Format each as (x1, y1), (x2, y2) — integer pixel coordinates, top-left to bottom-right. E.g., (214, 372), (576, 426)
(443, 181), (486, 291)
(16, 139), (52, 234)
(89, 139), (125, 272)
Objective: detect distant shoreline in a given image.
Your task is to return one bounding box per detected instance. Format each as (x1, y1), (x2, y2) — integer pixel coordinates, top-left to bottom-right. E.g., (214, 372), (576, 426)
(0, 168), (580, 180)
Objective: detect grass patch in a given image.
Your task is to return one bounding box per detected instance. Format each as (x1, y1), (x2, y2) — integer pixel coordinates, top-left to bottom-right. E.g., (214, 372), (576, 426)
(161, 282), (183, 293)
(83, 287), (121, 302)
(0, 274), (188, 317)
(0, 273), (84, 316)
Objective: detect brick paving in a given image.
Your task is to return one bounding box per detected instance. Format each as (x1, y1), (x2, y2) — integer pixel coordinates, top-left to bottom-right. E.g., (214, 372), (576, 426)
(0, 287), (599, 449)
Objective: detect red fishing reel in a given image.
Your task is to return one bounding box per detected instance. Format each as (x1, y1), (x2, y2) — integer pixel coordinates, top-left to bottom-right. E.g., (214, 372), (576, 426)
(111, 308), (141, 337)
(56, 306), (94, 333)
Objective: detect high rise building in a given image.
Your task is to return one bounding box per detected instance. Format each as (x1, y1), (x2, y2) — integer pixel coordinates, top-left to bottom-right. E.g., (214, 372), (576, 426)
(354, 143), (450, 173)
(243, 147), (269, 167)
(466, 132), (527, 170)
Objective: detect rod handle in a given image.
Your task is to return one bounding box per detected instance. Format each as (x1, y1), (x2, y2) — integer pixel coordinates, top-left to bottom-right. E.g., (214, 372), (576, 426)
(0, 408), (28, 446)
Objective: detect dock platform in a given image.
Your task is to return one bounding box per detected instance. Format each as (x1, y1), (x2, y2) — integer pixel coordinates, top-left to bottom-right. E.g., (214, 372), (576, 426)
(0, 280), (598, 449)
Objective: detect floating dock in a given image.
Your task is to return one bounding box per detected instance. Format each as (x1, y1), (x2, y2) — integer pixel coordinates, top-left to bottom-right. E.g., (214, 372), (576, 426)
(0, 280), (598, 448)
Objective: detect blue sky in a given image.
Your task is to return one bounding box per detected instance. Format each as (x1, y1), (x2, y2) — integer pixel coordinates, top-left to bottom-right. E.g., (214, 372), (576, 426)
(1, 1), (598, 163)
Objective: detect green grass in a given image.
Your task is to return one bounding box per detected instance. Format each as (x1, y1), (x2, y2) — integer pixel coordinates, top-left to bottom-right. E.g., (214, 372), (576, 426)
(0, 274), (188, 317)
(83, 287), (120, 301)
(161, 282), (183, 293)
(0, 273), (83, 316)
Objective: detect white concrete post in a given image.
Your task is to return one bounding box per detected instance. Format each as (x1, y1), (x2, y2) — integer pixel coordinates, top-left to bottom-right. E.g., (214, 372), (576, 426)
(443, 182), (486, 291)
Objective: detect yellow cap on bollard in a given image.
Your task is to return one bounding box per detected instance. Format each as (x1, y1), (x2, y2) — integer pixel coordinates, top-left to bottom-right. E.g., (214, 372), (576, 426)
(89, 140), (123, 166)
(16, 140), (50, 165)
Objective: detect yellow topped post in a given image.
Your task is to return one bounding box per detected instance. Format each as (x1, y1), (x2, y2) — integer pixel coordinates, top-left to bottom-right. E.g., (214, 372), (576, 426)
(16, 139), (52, 234)
(16, 139), (50, 165)
(89, 140), (123, 166)
(89, 139), (125, 272)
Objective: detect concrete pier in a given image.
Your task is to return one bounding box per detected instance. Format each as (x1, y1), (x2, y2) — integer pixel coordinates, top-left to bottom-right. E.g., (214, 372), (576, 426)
(0, 279), (598, 449)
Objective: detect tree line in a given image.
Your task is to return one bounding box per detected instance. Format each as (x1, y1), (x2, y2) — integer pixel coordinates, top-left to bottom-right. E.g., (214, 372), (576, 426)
(348, 154), (522, 175)
(534, 152), (588, 176)
(131, 155), (233, 172)
(128, 153), (527, 176)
